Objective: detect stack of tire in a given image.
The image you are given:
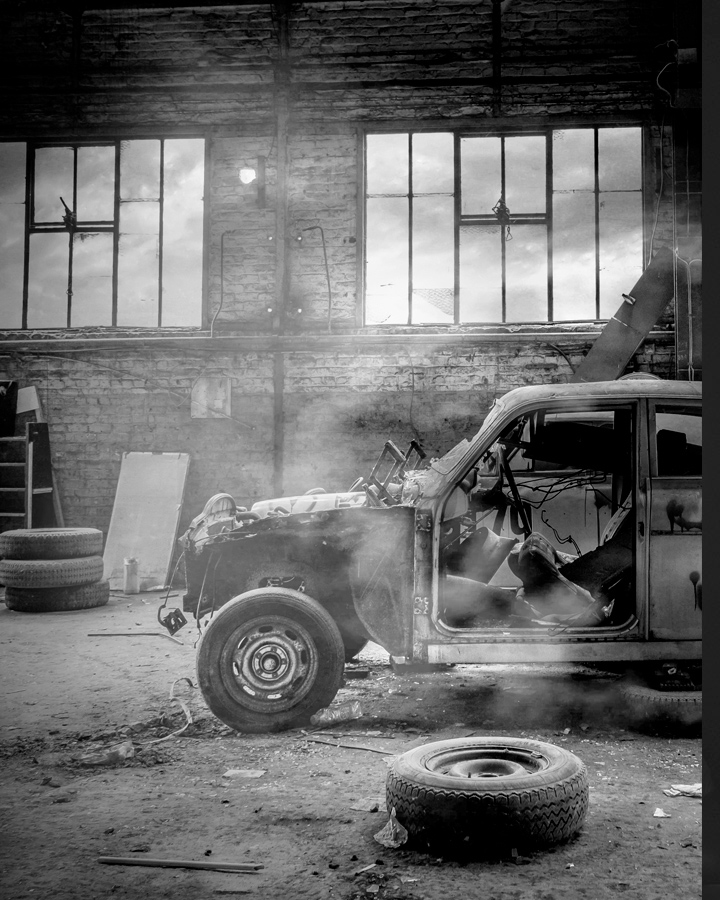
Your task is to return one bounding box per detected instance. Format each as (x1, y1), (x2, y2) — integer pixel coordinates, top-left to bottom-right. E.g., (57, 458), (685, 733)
(0, 528), (108, 613)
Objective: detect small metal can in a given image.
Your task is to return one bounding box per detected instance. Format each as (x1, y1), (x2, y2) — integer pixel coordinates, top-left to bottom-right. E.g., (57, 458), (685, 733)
(123, 557), (140, 594)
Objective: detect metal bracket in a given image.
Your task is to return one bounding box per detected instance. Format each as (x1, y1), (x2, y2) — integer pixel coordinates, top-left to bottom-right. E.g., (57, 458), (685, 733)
(415, 513), (432, 532)
(159, 608), (188, 636)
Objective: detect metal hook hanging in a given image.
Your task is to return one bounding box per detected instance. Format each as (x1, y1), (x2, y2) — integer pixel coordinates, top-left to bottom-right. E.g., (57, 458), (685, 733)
(492, 197), (513, 241)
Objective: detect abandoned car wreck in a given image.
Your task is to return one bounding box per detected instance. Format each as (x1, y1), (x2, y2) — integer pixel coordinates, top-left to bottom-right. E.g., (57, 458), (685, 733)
(0, 0), (702, 898)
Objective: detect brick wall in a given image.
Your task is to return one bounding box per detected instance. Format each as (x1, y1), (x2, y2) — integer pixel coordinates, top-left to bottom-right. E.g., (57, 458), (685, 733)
(0, 1), (687, 539)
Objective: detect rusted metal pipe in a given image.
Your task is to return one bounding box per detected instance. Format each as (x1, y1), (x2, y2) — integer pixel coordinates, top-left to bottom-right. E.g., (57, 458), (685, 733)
(97, 856), (263, 873)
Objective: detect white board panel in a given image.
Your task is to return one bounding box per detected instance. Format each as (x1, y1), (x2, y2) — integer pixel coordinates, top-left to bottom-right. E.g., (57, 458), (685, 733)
(103, 452), (190, 590)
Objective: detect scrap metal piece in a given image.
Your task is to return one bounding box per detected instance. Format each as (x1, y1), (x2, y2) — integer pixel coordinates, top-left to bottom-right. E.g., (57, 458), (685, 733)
(97, 857), (263, 873)
(570, 247), (675, 383)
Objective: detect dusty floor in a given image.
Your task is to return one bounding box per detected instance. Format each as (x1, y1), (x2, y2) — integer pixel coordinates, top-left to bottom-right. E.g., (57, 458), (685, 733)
(0, 589), (701, 900)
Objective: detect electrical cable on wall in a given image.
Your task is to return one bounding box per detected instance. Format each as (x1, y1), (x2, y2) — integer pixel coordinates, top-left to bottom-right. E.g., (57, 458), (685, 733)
(649, 112), (666, 258)
(214, 229), (246, 339)
(297, 225), (333, 332)
(404, 353), (423, 445)
(675, 252), (701, 381)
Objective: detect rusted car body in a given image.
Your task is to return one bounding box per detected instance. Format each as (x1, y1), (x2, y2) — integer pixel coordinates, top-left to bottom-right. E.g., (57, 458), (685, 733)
(182, 379), (701, 732)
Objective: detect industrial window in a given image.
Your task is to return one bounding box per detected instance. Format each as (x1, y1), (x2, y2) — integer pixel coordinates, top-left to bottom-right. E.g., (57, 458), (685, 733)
(364, 127), (643, 325)
(0, 138), (205, 329)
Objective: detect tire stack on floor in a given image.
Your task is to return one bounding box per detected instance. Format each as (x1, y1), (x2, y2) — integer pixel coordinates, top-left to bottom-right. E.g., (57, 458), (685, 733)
(0, 528), (108, 613)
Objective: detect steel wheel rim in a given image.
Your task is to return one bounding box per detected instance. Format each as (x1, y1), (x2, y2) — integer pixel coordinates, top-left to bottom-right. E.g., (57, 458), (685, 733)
(220, 615), (320, 713)
(426, 745), (549, 780)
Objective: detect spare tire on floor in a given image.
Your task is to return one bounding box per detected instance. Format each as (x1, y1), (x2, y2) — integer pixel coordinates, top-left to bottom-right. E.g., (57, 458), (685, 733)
(0, 528), (103, 560)
(620, 682), (702, 733)
(4, 580), (110, 612)
(386, 736), (588, 854)
(0, 556), (104, 589)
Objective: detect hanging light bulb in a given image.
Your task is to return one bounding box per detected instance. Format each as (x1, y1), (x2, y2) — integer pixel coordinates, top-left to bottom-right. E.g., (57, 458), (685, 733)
(239, 167), (257, 185)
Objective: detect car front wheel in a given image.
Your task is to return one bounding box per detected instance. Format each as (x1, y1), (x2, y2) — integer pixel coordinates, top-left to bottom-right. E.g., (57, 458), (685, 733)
(196, 587), (345, 733)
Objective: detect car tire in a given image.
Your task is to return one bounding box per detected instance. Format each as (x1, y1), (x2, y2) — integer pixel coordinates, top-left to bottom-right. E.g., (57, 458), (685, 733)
(620, 683), (702, 733)
(0, 556), (104, 589)
(196, 587), (345, 734)
(386, 736), (589, 853)
(4, 580), (110, 612)
(0, 528), (103, 560)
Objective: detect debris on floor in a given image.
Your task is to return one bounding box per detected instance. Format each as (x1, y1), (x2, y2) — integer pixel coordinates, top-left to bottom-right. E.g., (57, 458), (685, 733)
(344, 665), (371, 680)
(222, 769), (267, 779)
(310, 699), (363, 726)
(97, 856), (263, 873)
(78, 740), (135, 767)
(350, 797), (385, 812)
(662, 783), (701, 798)
(373, 808), (409, 849)
(306, 736), (394, 756)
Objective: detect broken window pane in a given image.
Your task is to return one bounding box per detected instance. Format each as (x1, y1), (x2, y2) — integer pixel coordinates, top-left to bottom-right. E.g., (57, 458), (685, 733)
(552, 129), (594, 191)
(412, 195), (454, 324)
(34, 146), (73, 224)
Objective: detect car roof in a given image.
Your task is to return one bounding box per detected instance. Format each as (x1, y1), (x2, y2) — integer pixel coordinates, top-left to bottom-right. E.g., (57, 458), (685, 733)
(498, 379), (701, 411)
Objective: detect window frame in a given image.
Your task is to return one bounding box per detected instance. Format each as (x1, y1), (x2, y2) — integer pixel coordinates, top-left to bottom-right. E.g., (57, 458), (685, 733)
(361, 121), (648, 328)
(7, 133), (209, 331)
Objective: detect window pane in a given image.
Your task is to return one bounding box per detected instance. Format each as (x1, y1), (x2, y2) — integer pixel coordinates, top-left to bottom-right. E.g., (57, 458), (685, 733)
(161, 139), (204, 327)
(34, 147), (73, 224)
(118, 200), (160, 326)
(77, 145), (115, 222)
(552, 191), (596, 319)
(552, 129), (594, 191)
(412, 132), (454, 195)
(599, 127), (642, 191)
(461, 137), (500, 215)
(599, 192), (643, 318)
(120, 140), (160, 201)
(459, 224), (502, 321)
(505, 135), (546, 213)
(27, 232), (69, 327)
(656, 408), (702, 476)
(71, 232), (113, 326)
(0, 143), (26, 327)
(411, 195), (454, 324)
(505, 224), (547, 321)
(365, 197), (408, 324)
(366, 134), (408, 195)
